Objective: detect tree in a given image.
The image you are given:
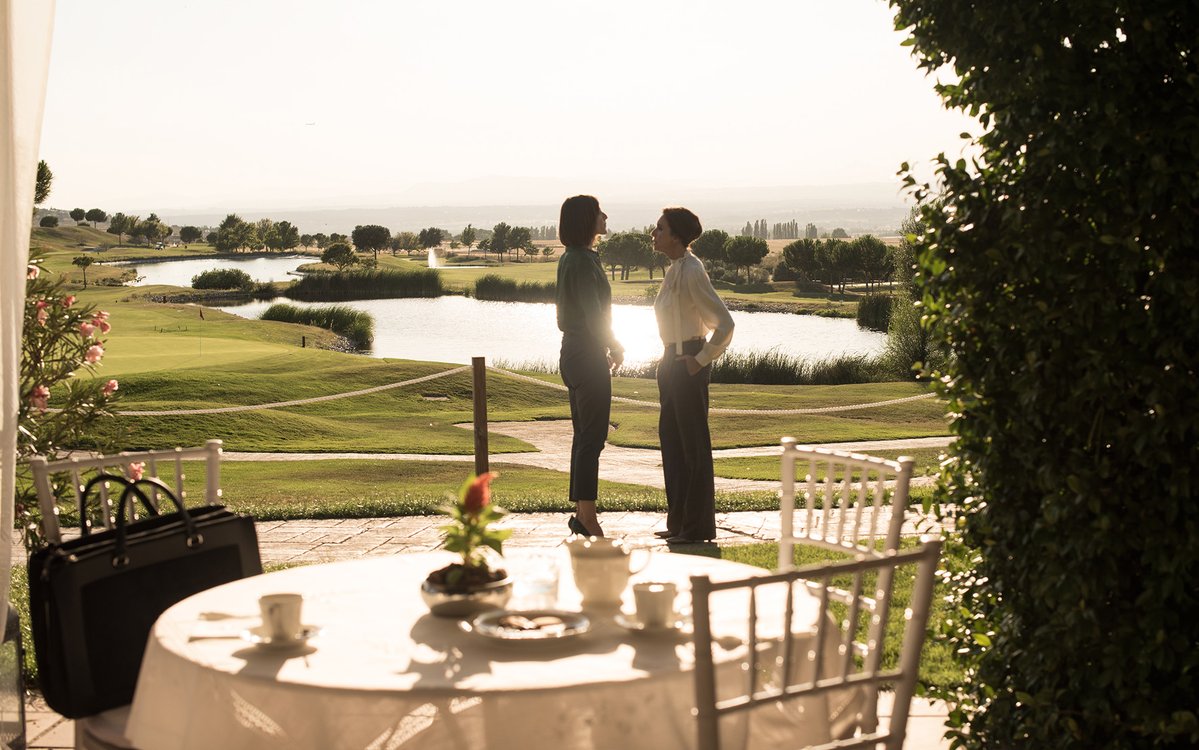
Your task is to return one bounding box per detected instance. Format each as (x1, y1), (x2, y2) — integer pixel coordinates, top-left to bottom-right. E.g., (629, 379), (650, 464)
(892, 2), (1199, 748)
(321, 242), (357, 270)
(300, 234), (313, 248)
(350, 224), (391, 261)
(781, 238), (820, 282)
(180, 226), (203, 246)
(460, 224), (477, 253)
(70, 208), (86, 223)
(596, 232), (651, 280)
(815, 239), (852, 293)
(391, 231), (420, 256)
(267, 221), (300, 252)
(692, 229), (730, 263)
(418, 227), (444, 254)
(723, 236), (768, 282)
(214, 214), (254, 253)
(205, 231), (217, 245)
(804, 222), (818, 239)
(507, 226), (533, 261)
(34, 160), (52, 205)
(39, 215), (58, 228)
(106, 213), (133, 244)
(311, 233), (329, 248)
(851, 235), (890, 290)
(72, 255), (95, 287)
(489, 223), (510, 262)
(85, 208), (107, 228)
(830, 227), (849, 239)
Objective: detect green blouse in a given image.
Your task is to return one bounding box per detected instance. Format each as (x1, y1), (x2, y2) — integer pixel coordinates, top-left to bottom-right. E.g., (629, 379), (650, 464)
(555, 245), (623, 354)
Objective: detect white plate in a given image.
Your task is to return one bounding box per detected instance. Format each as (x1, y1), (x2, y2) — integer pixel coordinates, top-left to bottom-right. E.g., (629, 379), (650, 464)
(462, 610), (590, 641)
(241, 624), (322, 649)
(614, 613), (690, 634)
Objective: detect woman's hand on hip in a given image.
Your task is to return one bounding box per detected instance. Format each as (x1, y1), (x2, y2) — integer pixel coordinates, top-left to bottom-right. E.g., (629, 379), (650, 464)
(677, 354), (703, 376)
(608, 350), (624, 373)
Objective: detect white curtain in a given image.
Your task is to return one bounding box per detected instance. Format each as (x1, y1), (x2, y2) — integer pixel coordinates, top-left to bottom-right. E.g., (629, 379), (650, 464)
(1, 0), (56, 638)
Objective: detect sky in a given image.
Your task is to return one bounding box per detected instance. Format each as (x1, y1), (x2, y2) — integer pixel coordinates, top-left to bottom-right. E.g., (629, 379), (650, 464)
(38, 0), (977, 214)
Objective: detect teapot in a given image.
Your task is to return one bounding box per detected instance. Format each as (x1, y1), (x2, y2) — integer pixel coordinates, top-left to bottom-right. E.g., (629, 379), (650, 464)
(566, 536), (649, 608)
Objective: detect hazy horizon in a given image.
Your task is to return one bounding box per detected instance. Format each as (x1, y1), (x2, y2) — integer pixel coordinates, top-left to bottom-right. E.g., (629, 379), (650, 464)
(38, 1), (977, 222)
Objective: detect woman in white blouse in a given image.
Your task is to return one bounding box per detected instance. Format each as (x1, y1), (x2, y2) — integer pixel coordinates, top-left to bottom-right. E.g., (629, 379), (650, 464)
(650, 207), (734, 543)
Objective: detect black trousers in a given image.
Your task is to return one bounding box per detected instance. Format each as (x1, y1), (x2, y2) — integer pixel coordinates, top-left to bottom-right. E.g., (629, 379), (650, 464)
(560, 335), (611, 502)
(657, 340), (716, 540)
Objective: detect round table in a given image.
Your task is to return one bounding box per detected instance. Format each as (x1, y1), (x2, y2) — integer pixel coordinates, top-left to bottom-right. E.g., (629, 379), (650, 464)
(125, 549), (841, 750)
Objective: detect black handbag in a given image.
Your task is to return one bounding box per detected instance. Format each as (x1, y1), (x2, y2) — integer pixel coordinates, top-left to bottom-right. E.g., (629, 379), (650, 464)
(28, 474), (262, 718)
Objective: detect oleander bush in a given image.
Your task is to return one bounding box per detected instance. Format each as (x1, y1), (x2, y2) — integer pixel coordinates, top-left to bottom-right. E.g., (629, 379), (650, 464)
(891, 1), (1199, 747)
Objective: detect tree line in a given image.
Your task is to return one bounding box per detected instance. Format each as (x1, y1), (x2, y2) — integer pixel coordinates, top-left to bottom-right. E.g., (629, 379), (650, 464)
(775, 235), (893, 293)
(738, 219), (850, 241)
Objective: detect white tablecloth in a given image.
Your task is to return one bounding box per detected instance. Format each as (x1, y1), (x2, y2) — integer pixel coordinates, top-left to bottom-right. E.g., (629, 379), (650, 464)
(126, 549), (846, 750)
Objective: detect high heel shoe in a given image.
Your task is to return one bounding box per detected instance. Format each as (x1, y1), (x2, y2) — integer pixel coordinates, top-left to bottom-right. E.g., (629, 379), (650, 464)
(568, 515), (589, 535)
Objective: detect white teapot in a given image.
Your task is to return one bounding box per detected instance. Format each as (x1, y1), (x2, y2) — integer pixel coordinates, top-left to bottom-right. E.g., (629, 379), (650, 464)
(566, 536), (649, 608)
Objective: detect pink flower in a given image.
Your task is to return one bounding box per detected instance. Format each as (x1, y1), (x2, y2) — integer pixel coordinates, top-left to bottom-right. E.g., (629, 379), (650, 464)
(102, 379), (119, 396)
(97, 320), (112, 334)
(85, 344), (104, 364)
(27, 265), (39, 280)
(93, 310), (110, 321)
(36, 299), (49, 309)
(79, 321), (95, 338)
(29, 385), (50, 412)
(36, 308), (48, 326)
(463, 472), (497, 516)
(126, 462), (145, 482)
(62, 295), (76, 308)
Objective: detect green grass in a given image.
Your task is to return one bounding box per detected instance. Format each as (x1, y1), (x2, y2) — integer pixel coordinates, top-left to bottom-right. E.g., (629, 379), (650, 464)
(713, 446), (948, 481)
(677, 537), (968, 688)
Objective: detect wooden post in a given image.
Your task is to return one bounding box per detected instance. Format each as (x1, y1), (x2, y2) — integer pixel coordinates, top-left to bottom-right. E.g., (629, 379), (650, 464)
(472, 356), (489, 475)
(301, 335), (306, 348)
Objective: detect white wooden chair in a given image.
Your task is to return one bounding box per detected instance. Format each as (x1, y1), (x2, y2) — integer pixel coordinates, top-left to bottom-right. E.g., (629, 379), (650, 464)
(28, 439), (223, 545)
(27, 439), (224, 750)
(691, 538), (942, 750)
(778, 438), (916, 566)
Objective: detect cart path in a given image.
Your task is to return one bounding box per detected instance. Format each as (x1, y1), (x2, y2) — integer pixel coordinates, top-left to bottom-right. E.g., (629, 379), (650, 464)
(221, 420), (952, 495)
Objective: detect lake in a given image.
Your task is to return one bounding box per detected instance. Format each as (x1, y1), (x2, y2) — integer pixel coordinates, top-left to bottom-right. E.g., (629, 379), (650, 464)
(125, 255), (886, 368)
(217, 296), (885, 368)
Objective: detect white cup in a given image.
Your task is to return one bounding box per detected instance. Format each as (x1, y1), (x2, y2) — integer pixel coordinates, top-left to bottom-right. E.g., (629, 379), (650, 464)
(632, 582), (678, 628)
(259, 593), (303, 640)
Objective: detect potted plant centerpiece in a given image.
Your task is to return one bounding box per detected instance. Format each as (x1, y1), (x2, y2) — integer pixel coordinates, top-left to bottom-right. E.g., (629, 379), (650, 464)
(420, 472), (514, 617)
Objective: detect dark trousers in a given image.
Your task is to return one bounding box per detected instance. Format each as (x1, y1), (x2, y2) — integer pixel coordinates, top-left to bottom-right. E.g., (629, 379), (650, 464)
(657, 341), (716, 540)
(560, 336), (611, 502)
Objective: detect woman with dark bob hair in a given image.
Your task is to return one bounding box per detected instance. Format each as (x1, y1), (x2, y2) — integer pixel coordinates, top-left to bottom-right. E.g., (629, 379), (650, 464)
(651, 207), (734, 543)
(555, 195), (623, 537)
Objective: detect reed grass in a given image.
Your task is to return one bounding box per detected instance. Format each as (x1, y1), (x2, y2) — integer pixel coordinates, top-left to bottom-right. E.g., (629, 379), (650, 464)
(499, 349), (889, 385)
(856, 293), (893, 332)
(474, 274), (556, 303)
(286, 269), (444, 301)
(191, 268), (253, 291)
(260, 303), (374, 350)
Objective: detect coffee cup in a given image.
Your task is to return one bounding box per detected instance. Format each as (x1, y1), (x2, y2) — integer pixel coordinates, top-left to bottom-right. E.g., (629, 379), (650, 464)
(259, 593), (303, 640)
(632, 581), (678, 628)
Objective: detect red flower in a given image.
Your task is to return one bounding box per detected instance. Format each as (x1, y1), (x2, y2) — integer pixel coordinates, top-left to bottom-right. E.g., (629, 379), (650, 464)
(463, 472), (497, 516)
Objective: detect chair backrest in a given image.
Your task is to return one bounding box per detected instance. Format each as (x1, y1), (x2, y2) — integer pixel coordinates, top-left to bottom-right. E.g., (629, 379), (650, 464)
(778, 438), (915, 570)
(691, 537), (942, 750)
(28, 439), (224, 544)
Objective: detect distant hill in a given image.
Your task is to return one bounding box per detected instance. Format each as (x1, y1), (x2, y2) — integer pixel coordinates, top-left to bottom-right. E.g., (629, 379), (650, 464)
(156, 182), (911, 237)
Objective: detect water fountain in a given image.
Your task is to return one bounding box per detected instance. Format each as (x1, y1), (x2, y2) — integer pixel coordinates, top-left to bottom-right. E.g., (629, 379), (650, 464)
(428, 248), (439, 269)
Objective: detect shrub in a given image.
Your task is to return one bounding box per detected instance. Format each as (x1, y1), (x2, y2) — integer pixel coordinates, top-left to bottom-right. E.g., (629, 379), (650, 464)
(855, 294), (892, 332)
(260, 304), (373, 350)
(286, 268), (443, 301)
(39, 215), (58, 228)
(192, 268), (253, 291)
(771, 263), (797, 282)
(473, 274), (556, 303)
(893, 1), (1199, 747)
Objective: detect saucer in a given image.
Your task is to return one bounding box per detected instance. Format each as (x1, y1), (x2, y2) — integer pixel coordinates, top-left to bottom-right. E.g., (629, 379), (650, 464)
(241, 625), (321, 649)
(614, 613), (690, 634)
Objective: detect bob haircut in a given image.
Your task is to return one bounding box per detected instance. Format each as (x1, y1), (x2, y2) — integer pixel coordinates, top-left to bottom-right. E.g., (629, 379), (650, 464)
(661, 207), (703, 247)
(559, 195), (602, 248)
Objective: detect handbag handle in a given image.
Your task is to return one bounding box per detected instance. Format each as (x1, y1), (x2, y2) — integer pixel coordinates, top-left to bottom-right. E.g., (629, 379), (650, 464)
(111, 477), (202, 567)
(77, 473), (161, 537)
